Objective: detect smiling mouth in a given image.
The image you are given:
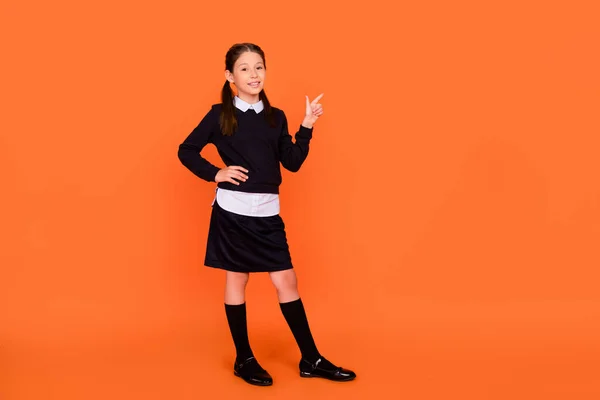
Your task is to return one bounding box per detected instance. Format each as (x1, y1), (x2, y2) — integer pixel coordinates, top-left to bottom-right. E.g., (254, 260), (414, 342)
(248, 82), (261, 87)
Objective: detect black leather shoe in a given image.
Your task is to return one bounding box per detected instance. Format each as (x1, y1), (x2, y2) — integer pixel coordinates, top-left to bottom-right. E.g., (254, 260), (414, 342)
(299, 357), (356, 381)
(233, 356), (273, 386)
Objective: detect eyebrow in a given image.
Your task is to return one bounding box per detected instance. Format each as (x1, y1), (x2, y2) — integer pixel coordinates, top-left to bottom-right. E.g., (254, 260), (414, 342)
(237, 62), (264, 67)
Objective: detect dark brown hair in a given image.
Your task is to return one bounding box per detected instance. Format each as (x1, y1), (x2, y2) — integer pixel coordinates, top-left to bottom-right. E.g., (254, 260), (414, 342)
(220, 43), (275, 136)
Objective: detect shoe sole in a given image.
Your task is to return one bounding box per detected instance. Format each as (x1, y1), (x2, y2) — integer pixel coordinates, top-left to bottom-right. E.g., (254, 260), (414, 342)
(300, 371), (356, 381)
(234, 371), (273, 386)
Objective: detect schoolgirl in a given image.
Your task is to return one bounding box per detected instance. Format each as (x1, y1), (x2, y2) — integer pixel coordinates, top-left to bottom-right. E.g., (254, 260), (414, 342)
(178, 42), (356, 386)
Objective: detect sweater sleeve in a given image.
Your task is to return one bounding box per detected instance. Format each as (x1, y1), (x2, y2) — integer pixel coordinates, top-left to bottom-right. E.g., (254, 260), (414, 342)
(177, 106), (222, 182)
(278, 110), (313, 172)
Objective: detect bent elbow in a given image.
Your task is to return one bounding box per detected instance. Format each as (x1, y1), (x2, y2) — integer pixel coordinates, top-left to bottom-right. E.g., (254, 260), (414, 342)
(283, 162), (302, 173)
(177, 146), (185, 164)
(178, 143), (194, 163)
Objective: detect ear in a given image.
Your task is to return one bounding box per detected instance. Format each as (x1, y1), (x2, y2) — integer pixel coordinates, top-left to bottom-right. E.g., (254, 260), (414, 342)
(225, 70), (234, 83)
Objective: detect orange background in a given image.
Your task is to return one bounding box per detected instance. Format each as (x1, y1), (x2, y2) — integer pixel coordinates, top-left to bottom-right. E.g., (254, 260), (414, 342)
(1, 0), (599, 399)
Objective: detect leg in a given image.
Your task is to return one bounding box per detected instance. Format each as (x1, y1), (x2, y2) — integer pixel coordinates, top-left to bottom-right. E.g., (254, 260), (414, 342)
(224, 272), (252, 361)
(225, 270), (249, 305)
(269, 270), (320, 361)
(268, 268), (300, 303)
(224, 271), (272, 386)
(269, 269), (356, 382)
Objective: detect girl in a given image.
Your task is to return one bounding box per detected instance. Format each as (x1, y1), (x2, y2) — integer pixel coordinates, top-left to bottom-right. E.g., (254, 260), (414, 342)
(178, 43), (356, 386)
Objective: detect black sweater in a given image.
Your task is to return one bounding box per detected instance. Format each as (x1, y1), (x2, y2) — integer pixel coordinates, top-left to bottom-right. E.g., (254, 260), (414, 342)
(177, 103), (313, 194)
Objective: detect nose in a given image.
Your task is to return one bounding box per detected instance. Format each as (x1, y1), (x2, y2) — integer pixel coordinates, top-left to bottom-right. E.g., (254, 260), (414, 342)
(250, 69), (258, 78)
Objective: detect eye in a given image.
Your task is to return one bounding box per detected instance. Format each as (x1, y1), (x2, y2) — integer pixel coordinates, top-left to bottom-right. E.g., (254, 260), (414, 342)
(257, 66), (263, 69)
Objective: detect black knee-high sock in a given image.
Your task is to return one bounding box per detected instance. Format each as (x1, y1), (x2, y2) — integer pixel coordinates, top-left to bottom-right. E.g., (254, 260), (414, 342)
(225, 303), (254, 362)
(279, 298), (321, 362)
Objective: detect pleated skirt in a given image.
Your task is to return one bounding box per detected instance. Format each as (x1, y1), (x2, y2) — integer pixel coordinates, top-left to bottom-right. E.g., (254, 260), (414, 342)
(204, 199), (293, 273)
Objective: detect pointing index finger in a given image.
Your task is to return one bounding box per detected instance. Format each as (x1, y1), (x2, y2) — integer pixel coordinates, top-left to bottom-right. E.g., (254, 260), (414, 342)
(311, 93), (324, 105)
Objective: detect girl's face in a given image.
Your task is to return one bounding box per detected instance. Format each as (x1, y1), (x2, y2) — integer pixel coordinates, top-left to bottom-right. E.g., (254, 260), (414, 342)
(226, 51), (266, 103)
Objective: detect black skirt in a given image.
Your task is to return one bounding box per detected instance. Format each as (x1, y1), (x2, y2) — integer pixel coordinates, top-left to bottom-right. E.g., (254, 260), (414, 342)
(204, 199), (294, 273)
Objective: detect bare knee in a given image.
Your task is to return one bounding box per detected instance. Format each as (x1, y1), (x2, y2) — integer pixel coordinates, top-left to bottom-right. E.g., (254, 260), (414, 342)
(225, 272), (249, 304)
(269, 269), (299, 301)
(226, 271), (249, 288)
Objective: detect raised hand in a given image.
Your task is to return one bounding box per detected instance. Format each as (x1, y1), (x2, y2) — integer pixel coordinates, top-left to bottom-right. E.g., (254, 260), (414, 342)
(215, 165), (248, 185)
(302, 93), (324, 129)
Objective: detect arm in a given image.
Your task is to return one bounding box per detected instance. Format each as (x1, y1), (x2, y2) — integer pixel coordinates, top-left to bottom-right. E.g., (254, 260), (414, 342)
(177, 106), (221, 182)
(278, 111), (313, 172)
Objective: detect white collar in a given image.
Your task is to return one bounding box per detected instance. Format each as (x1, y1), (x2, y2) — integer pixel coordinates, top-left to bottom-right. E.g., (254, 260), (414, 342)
(234, 96), (264, 113)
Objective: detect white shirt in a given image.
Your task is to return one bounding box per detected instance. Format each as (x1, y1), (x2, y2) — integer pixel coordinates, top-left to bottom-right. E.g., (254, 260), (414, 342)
(212, 96), (280, 217)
